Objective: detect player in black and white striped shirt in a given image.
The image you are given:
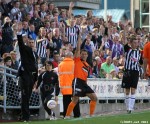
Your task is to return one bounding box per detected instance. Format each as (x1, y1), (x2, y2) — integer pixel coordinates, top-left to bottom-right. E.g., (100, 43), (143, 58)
(122, 34), (143, 114)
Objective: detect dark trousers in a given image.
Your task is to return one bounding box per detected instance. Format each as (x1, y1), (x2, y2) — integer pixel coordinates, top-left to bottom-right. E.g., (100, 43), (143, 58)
(19, 73), (34, 121)
(40, 91), (53, 116)
(63, 95), (80, 117)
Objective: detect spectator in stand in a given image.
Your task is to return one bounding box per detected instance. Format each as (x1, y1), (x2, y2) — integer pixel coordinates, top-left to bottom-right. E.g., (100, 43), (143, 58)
(52, 50), (60, 68)
(34, 3), (40, 12)
(47, 2), (55, 15)
(84, 37), (94, 67)
(22, 20), (29, 35)
(99, 23), (106, 36)
(12, 23), (18, 40)
(118, 71), (123, 79)
(36, 27), (50, 65)
(37, 0), (44, 5)
(52, 28), (62, 53)
(38, 2), (47, 22)
(90, 59), (99, 78)
(28, 23), (37, 43)
(86, 18), (94, 33)
(4, 55), (12, 69)
(10, 50), (19, 70)
(30, 10), (43, 34)
(81, 24), (89, 41)
(19, 0), (29, 20)
(52, 11), (59, 28)
(44, 21), (51, 33)
(66, 18), (79, 50)
(1, 0), (11, 17)
(100, 56), (115, 79)
(50, 20), (56, 33)
(112, 57), (119, 78)
(2, 53), (11, 60)
(3, 56), (17, 105)
(1, 17), (14, 56)
(111, 33), (124, 59)
(28, 0), (34, 17)
(10, 1), (22, 22)
(135, 27), (142, 36)
(91, 28), (102, 50)
(118, 56), (125, 71)
(59, 9), (67, 21)
(87, 10), (93, 19)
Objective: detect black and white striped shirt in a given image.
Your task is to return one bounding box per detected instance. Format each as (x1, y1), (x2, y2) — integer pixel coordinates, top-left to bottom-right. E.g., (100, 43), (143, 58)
(124, 44), (143, 71)
(37, 39), (49, 58)
(66, 25), (79, 48)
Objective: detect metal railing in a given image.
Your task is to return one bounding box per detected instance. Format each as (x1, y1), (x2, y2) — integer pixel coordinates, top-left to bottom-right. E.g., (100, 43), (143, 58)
(0, 65), (41, 113)
(48, 0), (100, 3)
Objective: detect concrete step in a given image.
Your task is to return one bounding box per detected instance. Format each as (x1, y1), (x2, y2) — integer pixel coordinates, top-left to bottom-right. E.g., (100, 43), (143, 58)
(1, 103), (150, 121)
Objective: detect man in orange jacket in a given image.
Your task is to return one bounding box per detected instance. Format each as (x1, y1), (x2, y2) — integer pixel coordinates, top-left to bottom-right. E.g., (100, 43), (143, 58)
(58, 51), (80, 118)
(143, 41), (150, 85)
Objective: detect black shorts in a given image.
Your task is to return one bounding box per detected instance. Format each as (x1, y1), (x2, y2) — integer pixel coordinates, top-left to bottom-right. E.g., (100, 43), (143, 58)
(121, 70), (139, 89)
(72, 78), (94, 97)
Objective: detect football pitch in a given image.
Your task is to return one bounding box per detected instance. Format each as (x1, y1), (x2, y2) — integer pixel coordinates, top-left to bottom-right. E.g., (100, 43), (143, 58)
(2, 110), (150, 124)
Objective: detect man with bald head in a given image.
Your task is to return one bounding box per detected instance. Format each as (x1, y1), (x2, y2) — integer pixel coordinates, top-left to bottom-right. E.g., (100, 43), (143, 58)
(58, 51), (80, 118)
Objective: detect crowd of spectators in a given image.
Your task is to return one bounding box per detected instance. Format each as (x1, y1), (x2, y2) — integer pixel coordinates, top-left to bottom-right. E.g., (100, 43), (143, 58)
(0, 0), (149, 80)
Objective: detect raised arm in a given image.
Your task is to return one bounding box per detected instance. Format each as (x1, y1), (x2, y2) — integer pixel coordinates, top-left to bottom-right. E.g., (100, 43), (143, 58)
(17, 23), (24, 47)
(68, 2), (74, 19)
(74, 34), (82, 58)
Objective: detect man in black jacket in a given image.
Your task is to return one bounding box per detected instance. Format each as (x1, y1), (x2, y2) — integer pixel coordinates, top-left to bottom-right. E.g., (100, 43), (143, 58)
(17, 23), (38, 122)
(1, 17), (13, 56)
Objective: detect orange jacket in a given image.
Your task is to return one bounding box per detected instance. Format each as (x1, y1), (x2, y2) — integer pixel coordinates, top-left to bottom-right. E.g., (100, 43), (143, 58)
(58, 58), (74, 95)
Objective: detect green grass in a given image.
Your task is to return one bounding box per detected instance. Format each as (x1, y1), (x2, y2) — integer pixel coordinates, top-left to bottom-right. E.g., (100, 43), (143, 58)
(2, 110), (150, 124)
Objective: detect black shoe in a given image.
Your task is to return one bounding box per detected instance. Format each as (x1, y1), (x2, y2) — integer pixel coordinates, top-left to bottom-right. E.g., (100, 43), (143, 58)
(127, 110), (131, 114)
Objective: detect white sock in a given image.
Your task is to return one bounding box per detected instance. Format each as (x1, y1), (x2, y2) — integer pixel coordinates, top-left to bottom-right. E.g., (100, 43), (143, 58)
(125, 95), (130, 110)
(129, 94), (135, 110)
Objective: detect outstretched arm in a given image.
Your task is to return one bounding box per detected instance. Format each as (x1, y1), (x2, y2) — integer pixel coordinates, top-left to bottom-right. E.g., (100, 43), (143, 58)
(17, 23), (24, 47)
(74, 34), (82, 58)
(68, 2), (74, 19)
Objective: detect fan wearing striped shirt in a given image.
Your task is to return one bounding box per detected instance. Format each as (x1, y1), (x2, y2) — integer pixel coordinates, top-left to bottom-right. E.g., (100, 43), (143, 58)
(36, 27), (50, 65)
(66, 18), (79, 50)
(121, 34), (143, 114)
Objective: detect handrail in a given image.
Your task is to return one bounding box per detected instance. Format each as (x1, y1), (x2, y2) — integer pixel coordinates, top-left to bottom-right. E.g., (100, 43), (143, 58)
(0, 71), (17, 78)
(0, 65), (18, 113)
(0, 65), (18, 73)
